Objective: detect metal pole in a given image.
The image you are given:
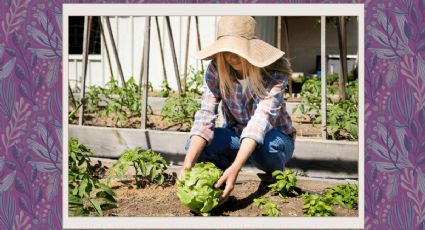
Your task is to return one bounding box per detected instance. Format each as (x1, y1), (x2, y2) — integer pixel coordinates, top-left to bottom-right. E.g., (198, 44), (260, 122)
(321, 16), (327, 140)
(195, 16), (204, 71)
(105, 16), (126, 87)
(78, 16), (92, 126)
(99, 17), (114, 78)
(165, 16), (183, 94)
(183, 16), (191, 94)
(140, 16), (151, 129)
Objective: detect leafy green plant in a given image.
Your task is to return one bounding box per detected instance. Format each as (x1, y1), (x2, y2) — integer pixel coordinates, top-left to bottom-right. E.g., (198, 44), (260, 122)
(108, 147), (168, 187)
(325, 184), (358, 209)
(301, 193), (335, 217)
(186, 67), (204, 96)
(159, 79), (172, 97)
(161, 94), (200, 127)
(252, 197), (281, 217)
(68, 138), (117, 216)
(85, 85), (103, 113)
(176, 162), (223, 216)
(268, 169), (299, 198)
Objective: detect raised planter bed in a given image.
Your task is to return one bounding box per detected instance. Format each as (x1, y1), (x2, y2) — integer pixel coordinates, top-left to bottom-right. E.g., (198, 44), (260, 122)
(69, 125), (359, 178)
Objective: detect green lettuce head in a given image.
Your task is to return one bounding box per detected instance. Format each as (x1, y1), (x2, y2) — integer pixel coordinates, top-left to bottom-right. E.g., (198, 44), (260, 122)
(176, 162), (223, 216)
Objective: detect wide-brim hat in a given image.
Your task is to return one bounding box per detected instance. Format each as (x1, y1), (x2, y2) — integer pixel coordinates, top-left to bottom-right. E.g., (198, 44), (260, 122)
(194, 16), (285, 68)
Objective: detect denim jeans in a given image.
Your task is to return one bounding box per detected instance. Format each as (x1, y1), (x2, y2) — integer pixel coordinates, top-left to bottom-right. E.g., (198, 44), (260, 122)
(185, 128), (295, 174)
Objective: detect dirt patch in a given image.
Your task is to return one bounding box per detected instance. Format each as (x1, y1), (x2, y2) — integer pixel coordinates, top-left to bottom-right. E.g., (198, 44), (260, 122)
(71, 112), (320, 138)
(101, 177), (358, 217)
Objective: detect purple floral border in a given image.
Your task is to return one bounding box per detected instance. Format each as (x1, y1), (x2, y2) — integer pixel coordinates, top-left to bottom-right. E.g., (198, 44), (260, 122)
(0, 0), (424, 229)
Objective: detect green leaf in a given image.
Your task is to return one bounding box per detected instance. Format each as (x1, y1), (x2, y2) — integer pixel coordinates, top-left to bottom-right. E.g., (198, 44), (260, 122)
(90, 199), (103, 216)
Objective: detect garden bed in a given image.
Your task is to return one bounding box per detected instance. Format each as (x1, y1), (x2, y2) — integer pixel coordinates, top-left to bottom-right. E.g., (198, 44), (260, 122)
(100, 173), (358, 217)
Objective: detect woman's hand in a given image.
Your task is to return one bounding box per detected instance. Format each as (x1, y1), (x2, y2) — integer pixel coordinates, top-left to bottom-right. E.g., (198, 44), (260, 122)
(214, 164), (241, 205)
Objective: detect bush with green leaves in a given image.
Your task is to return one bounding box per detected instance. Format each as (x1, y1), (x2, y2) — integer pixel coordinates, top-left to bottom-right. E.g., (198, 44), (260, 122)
(301, 193), (335, 217)
(268, 169), (299, 198)
(159, 79), (172, 97)
(252, 197), (281, 217)
(108, 148), (168, 187)
(324, 184), (358, 209)
(81, 76), (141, 126)
(68, 138), (117, 216)
(186, 67), (204, 96)
(161, 94), (200, 127)
(176, 162), (223, 216)
(293, 76), (358, 140)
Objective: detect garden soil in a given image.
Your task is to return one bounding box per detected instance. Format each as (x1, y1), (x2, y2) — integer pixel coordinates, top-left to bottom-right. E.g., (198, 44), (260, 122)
(100, 174), (358, 217)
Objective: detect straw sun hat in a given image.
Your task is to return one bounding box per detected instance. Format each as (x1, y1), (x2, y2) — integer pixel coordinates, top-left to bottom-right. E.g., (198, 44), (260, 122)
(194, 16), (285, 68)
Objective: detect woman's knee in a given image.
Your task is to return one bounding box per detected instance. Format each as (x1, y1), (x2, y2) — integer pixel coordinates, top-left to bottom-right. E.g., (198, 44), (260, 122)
(250, 130), (295, 173)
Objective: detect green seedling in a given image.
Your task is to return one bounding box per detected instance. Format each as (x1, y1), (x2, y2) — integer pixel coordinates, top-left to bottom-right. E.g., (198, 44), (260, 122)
(325, 184), (358, 209)
(252, 197), (281, 217)
(268, 169), (299, 198)
(301, 193), (335, 217)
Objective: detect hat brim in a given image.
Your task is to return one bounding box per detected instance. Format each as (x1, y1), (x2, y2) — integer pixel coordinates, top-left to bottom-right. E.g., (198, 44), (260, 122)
(193, 36), (285, 68)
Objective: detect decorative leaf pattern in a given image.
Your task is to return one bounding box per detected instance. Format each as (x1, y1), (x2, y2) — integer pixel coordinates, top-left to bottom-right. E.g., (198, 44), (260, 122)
(0, 0), (423, 229)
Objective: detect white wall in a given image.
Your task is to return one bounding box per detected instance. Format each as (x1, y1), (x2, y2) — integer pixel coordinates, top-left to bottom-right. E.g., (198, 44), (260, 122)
(68, 16), (218, 92)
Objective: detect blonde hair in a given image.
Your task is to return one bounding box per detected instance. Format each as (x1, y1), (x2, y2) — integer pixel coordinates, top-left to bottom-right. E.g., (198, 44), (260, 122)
(216, 52), (293, 99)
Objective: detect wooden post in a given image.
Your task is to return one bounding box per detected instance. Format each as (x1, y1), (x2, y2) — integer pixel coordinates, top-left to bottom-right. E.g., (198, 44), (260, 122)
(321, 16), (327, 140)
(99, 17), (114, 78)
(78, 16), (92, 126)
(155, 16), (168, 84)
(282, 17), (293, 98)
(195, 16), (204, 71)
(276, 16), (281, 49)
(183, 16), (191, 93)
(105, 16), (126, 87)
(69, 83), (77, 108)
(165, 16), (183, 94)
(337, 16), (348, 101)
(140, 16), (151, 129)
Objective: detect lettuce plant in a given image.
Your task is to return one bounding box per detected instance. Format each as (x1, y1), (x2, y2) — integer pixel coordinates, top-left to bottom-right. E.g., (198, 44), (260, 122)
(176, 162), (223, 216)
(268, 169), (299, 198)
(253, 197), (281, 217)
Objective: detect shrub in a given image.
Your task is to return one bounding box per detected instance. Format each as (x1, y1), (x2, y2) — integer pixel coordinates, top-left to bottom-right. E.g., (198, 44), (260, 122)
(108, 148), (168, 187)
(176, 162), (223, 216)
(161, 94), (200, 127)
(68, 138), (117, 216)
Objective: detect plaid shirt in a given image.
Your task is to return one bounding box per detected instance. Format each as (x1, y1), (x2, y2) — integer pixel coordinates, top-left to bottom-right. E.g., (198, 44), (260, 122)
(190, 60), (296, 145)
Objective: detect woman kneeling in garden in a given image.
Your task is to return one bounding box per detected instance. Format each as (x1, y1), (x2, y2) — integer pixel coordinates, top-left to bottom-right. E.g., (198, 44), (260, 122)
(179, 16), (297, 204)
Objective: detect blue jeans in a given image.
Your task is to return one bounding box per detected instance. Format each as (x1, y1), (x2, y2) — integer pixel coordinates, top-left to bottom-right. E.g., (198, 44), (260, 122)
(185, 128), (295, 174)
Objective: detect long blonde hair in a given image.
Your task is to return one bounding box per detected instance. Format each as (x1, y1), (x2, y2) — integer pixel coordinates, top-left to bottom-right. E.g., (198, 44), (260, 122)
(216, 52), (293, 99)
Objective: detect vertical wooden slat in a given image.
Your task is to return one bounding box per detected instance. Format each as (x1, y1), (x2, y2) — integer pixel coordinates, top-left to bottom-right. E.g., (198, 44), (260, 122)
(183, 16), (191, 94)
(321, 16), (327, 140)
(140, 16), (151, 129)
(78, 16), (92, 126)
(105, 16), (126, 87)
(165, 16), (182, 94)
(99, 17), (114, 79)
(337, 16), (348, 101)
(282, 17), (293, 98)
(195, 16), (204, 71)
(156, 16), (168, 84)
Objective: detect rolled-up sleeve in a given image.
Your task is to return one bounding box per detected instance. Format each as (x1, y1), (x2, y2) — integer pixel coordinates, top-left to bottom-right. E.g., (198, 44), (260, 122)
(240, 71), (288, 145)
(189, 61), (221, 144)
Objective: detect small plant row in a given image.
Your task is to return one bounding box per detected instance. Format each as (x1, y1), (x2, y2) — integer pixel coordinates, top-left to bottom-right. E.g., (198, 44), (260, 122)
(68, 139), (172, 216)
(252, 169), (358, 217)
(293, 75), (359, 140)
(69, 71), (202, 128)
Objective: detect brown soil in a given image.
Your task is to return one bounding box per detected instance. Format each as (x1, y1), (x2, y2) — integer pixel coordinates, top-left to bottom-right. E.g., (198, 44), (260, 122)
(71, 112), (320, 138)
(100, 177), (358, 217)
